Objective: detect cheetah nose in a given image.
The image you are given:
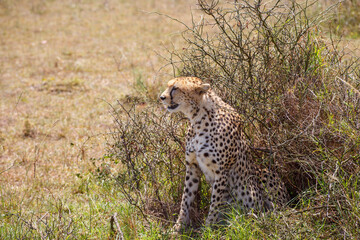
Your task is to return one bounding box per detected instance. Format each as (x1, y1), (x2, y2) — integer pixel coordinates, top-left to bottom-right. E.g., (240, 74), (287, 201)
(160, 95), (166, 100)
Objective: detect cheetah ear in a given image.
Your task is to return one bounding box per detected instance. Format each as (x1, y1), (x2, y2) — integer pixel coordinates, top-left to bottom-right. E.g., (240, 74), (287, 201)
(197, 83), (210, 94)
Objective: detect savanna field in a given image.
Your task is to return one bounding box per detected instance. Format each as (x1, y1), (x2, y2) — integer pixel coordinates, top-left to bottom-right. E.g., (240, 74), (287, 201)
(1, 0), (360, 239)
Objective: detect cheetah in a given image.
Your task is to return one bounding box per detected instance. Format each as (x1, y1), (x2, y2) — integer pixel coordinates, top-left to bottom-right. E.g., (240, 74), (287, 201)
(160, 77), (289, 231)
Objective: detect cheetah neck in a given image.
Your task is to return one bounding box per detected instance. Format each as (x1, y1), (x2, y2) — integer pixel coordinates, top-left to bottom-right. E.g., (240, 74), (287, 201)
(184, 90), (225, 126)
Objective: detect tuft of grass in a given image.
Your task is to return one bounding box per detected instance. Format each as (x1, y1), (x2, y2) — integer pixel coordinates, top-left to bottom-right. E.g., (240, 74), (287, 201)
(0, 173), (145, 239)
(331, 1), (360, 39)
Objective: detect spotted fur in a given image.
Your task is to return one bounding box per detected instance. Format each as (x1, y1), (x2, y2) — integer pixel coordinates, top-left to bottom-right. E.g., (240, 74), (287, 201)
(160, 77), (289, 231)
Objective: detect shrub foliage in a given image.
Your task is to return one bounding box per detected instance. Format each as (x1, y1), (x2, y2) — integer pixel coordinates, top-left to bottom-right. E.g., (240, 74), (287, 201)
(167, 0), (360, 194)
(97, 0), (360, 238)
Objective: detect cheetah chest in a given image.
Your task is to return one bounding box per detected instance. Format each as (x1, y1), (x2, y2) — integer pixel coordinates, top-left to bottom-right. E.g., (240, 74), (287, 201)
(190, 133), (218, 184)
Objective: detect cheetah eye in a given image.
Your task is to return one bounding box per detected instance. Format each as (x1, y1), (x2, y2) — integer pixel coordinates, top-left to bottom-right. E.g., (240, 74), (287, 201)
(170, 87), (177, 98)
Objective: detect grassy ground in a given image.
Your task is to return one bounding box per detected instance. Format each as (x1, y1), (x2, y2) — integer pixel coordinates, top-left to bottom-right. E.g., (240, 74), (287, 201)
(1, 0), (359, 239)
(0, 0), (193, 238)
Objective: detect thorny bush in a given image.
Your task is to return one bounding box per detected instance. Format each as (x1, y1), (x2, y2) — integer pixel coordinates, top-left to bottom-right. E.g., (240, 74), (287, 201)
(96, 102), (210, 224)
(166, 0), (360, 195)
(95, 0), (360, 237)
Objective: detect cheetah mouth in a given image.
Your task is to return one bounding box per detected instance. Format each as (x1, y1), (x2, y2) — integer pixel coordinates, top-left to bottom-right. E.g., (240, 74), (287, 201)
(168, 103), (179, 110)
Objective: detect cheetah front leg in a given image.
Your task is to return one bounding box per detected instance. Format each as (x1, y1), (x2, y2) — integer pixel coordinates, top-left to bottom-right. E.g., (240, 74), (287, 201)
(205, 172), (229, 226)
(173, 162), (201, 232)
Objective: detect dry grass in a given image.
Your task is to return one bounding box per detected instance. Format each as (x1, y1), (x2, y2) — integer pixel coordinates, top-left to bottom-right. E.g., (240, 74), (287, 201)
(0, 0), (194, 214)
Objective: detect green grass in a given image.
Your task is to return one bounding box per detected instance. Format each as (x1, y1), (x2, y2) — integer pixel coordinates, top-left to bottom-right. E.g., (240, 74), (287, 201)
(1, 165), (359, 239)
(0, 174), (141, 239)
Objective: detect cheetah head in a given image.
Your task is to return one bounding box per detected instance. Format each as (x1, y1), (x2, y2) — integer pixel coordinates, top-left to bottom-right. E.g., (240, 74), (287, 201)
(159, 77), (210, 115)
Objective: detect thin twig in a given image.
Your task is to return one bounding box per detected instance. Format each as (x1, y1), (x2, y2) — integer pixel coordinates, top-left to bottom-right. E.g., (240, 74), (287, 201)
(111, 213), (124, 240)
